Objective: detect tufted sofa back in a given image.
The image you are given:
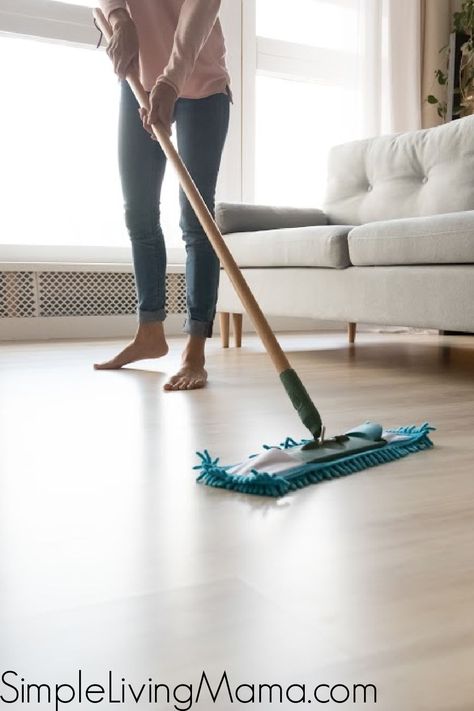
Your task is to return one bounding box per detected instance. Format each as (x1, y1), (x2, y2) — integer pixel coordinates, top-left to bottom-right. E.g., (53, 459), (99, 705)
(323, 115), (474, 226)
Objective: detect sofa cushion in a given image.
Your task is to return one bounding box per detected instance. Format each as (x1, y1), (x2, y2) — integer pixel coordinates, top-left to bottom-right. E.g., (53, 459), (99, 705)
(223, 225), (353, 269)
(216, 202), (328, 234)
(324, 115), (474, 225)
(348, 211), (474, 266)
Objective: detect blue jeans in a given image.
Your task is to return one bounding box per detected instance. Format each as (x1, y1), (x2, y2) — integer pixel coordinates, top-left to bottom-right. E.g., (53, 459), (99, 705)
(118, 81), (230, 337)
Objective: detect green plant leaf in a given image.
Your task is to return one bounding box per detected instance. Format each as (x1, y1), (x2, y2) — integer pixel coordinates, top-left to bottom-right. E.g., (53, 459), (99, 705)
(427, 95), (439, 104)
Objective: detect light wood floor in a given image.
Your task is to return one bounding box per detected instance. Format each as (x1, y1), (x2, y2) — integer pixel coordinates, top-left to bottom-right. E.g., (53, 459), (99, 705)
(1, 332), (473, 710)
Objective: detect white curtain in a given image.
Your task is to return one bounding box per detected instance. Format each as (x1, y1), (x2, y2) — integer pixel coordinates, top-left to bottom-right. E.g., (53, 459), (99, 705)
(356, 0), (422, 137)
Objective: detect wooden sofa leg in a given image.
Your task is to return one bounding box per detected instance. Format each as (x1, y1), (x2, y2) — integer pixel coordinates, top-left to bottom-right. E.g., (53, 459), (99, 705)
(348, 322), (357, 344)
(219, 312), (230, 348)
(232, 313), (243, 348)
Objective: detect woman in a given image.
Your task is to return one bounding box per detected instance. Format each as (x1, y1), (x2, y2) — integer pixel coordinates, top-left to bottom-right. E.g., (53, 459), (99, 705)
(95, 0), (230, 391)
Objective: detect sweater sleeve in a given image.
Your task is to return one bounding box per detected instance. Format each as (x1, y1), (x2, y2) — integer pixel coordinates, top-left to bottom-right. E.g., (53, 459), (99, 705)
(98, 0), (127, 21)
(157, 0), (222, 96)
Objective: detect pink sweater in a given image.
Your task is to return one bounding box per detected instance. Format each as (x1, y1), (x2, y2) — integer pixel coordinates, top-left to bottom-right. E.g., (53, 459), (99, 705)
(99, 0), (230, 98)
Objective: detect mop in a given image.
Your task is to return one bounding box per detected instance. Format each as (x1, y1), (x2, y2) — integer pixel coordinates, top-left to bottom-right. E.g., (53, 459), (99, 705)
(94, 9), (434, 497)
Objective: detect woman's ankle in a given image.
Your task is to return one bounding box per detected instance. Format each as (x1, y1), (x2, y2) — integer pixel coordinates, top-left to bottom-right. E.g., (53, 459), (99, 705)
(182, 335), (206, 364)
(136, 321), (166, 342)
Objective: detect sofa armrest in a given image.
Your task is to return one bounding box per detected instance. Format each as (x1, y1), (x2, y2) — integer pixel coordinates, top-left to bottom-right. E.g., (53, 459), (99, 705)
(215, 202), (328, 235)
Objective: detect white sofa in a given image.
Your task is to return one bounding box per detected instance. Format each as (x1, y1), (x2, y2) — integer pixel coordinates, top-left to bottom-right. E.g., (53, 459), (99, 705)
(215, 116), (474, 346)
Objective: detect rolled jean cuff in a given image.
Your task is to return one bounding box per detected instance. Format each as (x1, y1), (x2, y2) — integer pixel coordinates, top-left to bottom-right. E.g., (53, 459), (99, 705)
(183, 317), (213, 338)
(138, 308), (166, 324)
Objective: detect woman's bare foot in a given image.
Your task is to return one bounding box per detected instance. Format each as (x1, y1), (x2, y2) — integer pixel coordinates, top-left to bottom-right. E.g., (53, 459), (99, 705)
(94, 322), (169, 370)
(164, 364), (208, 390)
(164, 335), (207, 391)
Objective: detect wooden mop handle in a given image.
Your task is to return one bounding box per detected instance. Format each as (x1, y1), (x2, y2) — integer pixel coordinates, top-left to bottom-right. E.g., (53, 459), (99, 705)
(93, 8), (291, 375)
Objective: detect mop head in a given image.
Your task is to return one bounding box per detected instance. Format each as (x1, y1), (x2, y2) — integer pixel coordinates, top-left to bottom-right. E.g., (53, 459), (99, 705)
(195, 422), (435, 497)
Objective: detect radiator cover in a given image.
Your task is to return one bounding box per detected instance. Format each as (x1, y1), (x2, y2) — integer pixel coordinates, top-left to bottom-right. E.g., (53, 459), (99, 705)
(0, 269), (187, 318)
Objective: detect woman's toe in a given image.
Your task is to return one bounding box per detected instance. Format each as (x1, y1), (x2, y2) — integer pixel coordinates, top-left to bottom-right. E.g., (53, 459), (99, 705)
(164, 376), (181, 390)
(164, 367), (207, 391)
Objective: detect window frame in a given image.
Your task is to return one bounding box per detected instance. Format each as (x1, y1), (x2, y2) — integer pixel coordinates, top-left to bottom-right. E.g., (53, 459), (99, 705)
(0, 0), (98, 47)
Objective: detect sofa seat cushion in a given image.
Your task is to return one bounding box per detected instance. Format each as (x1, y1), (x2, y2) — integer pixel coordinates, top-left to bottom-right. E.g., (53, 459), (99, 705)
(223, 225), (353, 269)
(348, 211), (474, 266)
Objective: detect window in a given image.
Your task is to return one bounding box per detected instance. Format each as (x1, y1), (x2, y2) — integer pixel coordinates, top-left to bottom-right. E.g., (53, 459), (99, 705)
(0, 35), (181, 255)
(0, 34), (127, 250)
(256, 0), (359, 52)
(253, 0), (363, 207)
(255, 76), (357, 208)
(0, 0), (199, 261)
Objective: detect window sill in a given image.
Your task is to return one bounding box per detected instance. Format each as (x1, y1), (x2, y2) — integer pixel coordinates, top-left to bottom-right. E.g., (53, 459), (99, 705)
(0, 244), (186, 270)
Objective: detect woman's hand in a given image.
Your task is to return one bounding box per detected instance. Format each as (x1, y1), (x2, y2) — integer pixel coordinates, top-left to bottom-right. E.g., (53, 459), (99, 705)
(106, 9), (139, 80)
(141, 82), (178, 137)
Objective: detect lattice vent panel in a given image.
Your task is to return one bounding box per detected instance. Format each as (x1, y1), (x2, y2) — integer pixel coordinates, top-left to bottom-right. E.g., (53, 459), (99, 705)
(0, 271), (187, 318)
(0, 272), (36, 318)
(166, 272), (187, 315)
(38, 271), (136, 317)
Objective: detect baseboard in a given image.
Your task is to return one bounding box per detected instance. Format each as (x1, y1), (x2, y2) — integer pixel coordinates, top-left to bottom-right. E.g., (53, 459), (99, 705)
(1, 314), (438, 343)
(0, 315), (348, 342)
(0, 315), (179, 341)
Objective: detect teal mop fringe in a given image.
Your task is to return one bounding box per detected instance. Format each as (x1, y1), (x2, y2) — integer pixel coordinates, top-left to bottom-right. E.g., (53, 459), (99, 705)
(194, 424), (435, 498)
